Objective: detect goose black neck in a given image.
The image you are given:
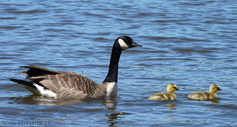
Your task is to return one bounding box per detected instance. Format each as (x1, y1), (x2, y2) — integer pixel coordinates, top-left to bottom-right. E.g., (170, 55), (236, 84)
(103, 42), (122, 83)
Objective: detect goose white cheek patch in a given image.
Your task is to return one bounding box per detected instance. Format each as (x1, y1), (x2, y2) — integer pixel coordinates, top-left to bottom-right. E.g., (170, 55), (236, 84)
(118, 39), (129, 50)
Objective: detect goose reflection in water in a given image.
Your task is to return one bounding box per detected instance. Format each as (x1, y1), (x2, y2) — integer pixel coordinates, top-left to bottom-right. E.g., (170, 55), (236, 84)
(10, 95), (133, 127)
(106, 112), (132, 127)
(10, 95), (118, 109)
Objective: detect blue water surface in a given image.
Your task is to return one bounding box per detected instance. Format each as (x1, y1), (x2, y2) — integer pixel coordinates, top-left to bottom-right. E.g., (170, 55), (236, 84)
(0, 0), (237, 126)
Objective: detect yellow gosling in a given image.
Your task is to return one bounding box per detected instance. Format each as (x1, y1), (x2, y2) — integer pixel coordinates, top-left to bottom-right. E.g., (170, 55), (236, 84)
(148, 83), (179, 100)
(188, 84), (221, 101)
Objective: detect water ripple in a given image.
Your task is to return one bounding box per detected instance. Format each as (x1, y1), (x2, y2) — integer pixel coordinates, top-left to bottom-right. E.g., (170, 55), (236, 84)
(0, 0), (237, 126)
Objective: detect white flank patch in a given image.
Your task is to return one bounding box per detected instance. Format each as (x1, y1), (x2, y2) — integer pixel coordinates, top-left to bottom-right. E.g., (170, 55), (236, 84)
(33, 84), (57, 98)
(106, 82), (118, 96)
(118, 39), (129, 50)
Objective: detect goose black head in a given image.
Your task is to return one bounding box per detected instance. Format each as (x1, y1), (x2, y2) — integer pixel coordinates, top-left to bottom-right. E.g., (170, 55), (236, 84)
(116, 36), (142, 50)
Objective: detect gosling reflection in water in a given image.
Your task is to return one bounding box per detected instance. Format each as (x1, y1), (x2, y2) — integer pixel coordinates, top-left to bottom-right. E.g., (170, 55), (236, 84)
(166, 104), (177, 110)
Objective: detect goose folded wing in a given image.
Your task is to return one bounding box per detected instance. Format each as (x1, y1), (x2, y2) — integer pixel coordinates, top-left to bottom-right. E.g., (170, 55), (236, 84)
(29, 73), (103, 99)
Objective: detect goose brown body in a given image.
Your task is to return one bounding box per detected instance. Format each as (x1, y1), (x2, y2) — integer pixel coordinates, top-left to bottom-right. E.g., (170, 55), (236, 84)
(20, 66), (105, 99)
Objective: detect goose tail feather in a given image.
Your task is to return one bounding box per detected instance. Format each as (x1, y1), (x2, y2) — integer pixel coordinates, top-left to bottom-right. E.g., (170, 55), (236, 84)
(9, 78), (36, 89)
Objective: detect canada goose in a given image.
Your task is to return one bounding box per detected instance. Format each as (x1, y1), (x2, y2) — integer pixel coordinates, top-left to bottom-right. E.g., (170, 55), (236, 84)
(10, 36), (142, 100)
(148, 83), (179, 100)
(188, 84), (221, 101)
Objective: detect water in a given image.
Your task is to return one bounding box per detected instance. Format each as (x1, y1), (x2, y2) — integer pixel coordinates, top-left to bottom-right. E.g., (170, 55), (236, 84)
(0, 0), (237, 126)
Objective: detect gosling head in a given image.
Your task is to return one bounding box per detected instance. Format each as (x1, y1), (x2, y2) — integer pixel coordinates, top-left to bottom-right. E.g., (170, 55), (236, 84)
(115, 36), (142, 50)
(209, 84), (221, 93)
(167, 83), (179, 93)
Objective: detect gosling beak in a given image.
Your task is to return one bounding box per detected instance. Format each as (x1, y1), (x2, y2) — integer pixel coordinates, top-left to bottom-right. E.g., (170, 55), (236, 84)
(217, 87), (221, 91)
(175, 87), (179, 91)
(131, 41), (142, 48)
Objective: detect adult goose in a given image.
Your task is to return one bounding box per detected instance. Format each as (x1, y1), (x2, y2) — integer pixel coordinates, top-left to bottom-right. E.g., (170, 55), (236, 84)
(148, 83), (179, 101)
(10, 36), (142, 100)
(188, 84), (221, 101)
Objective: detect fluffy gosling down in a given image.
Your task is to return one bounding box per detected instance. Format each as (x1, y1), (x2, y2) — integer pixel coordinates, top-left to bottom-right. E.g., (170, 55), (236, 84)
(188, 84), (221, 101)
(148, 84), (179, 101)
